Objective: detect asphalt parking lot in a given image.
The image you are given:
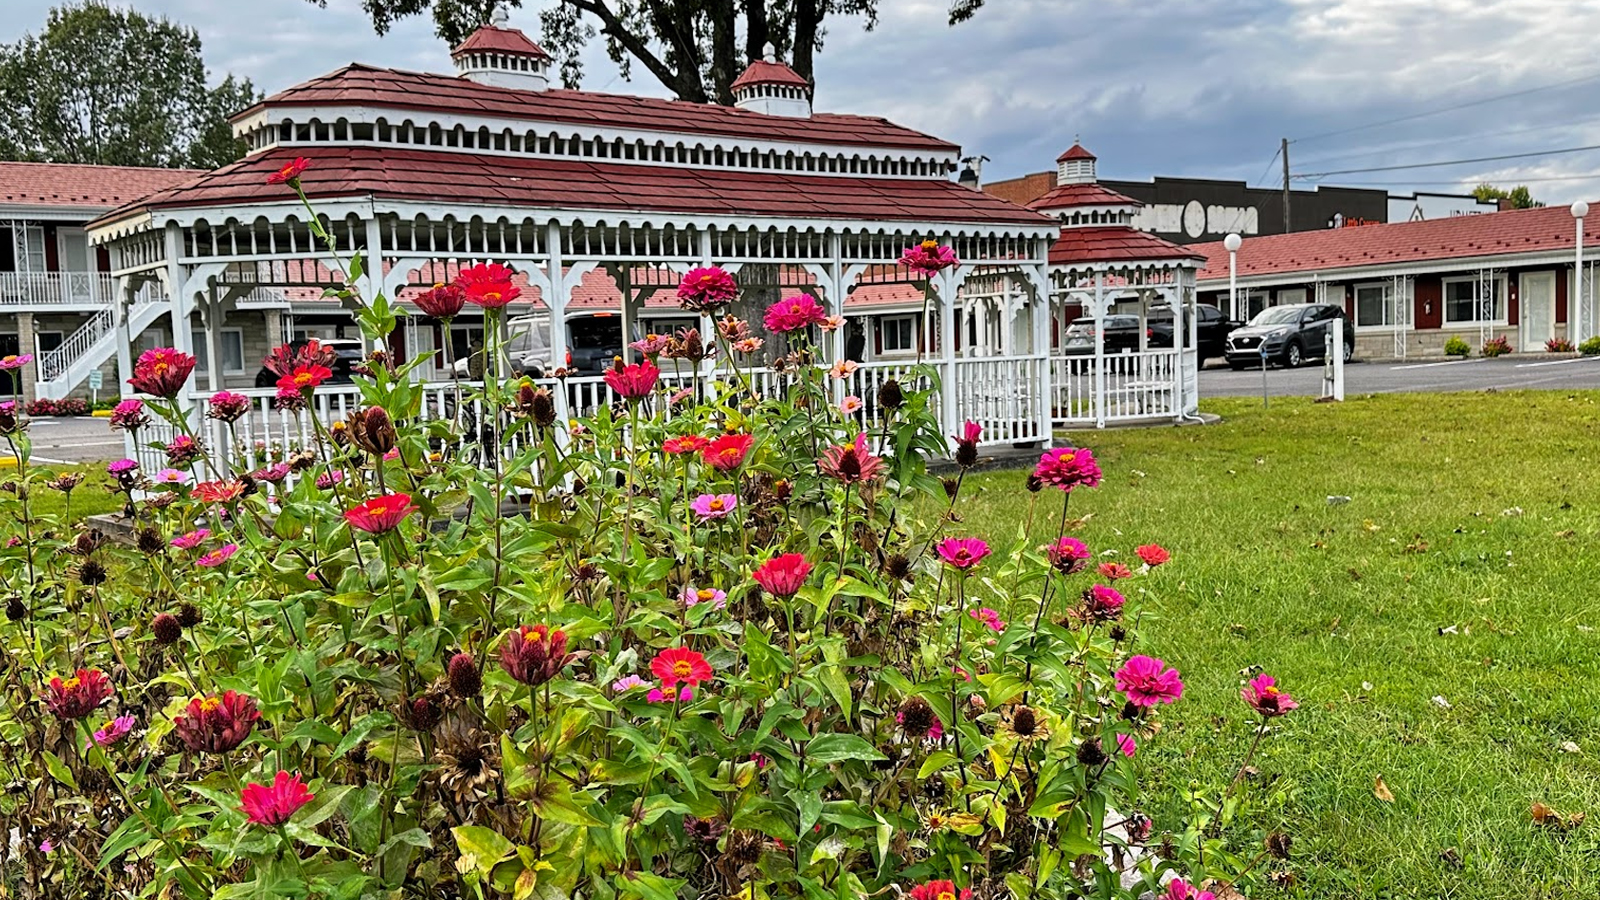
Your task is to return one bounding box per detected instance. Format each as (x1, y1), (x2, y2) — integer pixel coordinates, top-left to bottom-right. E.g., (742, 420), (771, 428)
(1199, 354), (1600, 397)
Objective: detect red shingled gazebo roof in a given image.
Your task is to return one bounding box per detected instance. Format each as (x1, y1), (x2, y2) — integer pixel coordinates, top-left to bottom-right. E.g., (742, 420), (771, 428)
(96, 147), (1052, 227)
(0, 161), (203, 210)
(731, 60), (810, 91)
(1191, 203), (1600, 281)
(452, 25), (550, 59)
(1028, 182), (1140, 211)
(238, 65), (956, 153)
(1056, 143), (1096, 163)
(1049, 227), (1203, 266)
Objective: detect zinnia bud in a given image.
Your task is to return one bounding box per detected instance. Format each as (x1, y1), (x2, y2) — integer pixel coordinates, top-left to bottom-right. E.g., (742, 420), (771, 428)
(5, 596), (24, 622)
(447, 652), (481, 698)
(349, 407), (396, 456)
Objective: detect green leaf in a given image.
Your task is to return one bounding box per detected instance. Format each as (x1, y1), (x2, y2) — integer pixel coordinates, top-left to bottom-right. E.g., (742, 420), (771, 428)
(375, 826), (432, 858)
(917, 750), (959, 779)
(42, 749), (76, 790)
(453, 825), (515, 876)
(530, 785), (604, 827)
(616, 871), (685, 900)
(805, 733), (885, 764)
(333, 713), (391, 759)
(817, 664), (853, 723)
(295, 784), (353, 828)
(797, 790), (822, 835)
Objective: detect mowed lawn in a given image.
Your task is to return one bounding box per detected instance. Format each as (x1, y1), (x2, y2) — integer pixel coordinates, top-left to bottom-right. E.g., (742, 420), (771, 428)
(947, 391), (1600, 899)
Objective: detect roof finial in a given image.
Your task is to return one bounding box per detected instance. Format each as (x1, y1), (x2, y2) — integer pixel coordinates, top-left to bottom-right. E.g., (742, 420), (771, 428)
(491, 4), (509, 26)
(762, 42), (776, 63)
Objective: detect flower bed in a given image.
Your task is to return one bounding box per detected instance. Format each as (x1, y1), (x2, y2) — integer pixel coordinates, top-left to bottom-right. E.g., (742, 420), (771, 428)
(0, 164), (1297, 899)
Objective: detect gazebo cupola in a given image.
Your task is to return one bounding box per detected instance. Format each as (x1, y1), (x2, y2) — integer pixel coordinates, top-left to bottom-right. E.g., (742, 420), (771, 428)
(1029, 142), (1141, 229)
(731, 45), (812, 118)
(452, 7), (552, 91)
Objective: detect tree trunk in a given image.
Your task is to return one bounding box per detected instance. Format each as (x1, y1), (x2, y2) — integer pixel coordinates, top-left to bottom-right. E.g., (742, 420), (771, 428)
(793, 0), (819, 82)
(710, 0), (739, 105)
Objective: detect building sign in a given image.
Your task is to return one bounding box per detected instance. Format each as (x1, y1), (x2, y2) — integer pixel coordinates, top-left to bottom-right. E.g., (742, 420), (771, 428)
(1132, 201), (1259, 239)
(1327, 213), (1381, 229)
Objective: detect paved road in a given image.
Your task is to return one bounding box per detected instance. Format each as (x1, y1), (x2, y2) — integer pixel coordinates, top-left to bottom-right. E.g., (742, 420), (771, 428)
(24, 416), (125, 465)
(1199, 355), (1600, 398)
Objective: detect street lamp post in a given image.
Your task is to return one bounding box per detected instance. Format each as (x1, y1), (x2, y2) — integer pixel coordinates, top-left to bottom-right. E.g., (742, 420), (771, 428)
(1573, 202), (1589, 346)
(1224, 233), (1243, 321)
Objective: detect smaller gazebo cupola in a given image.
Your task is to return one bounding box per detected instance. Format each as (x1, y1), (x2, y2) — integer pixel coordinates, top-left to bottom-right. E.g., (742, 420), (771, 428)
(452, 7), (552, 92)
(1056, 143), (1097, 185)
(732, 44), (812, 118)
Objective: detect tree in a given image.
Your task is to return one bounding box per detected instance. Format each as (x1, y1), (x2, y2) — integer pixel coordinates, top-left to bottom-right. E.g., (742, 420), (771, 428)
(313, 0), (983, 105)
(0, 3), (260, 169)
(1472, 183), (1543, 209)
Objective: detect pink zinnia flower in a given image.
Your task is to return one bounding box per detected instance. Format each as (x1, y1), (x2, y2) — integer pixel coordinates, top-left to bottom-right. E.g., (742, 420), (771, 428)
(677, 266), (738, 312)
(828, 359), (859, 379)
(680, 585), (728, 609)
(1046, 536), (1091, 574)
(818, 432), (884, 485)
(1115, 655), (1184, 707)
(936, 537), (991, 570)
(1166, 879), (1215, 900)
(207, 391), (252, 423)
(822, 314), (845, 332)
(630, 333), (673, 357)
(109, 399), (148, 432)
(1116, 733), (1137, 758)
(239, 771), (314, 826)
(265, 157), (311, 186)
(315, 470), (345, 490)
(839, 395), (863, 417)
(42, 669), (113, 720)
(604, 359), (660, 401)
(88, 715), (137, 750)
(650, 647), (714, 688)
(703, 434), (754, 472)
(1137, 544), (1171, 567)
(414, 282), (467, 319)
(690, 493), (738, 520)
(612, 675), (650, 693)
(155, 468), (189, 485)
(0, 353), (33, 371)
(647, 685), (695, 703)
(907, 880), (971, 900)
(1241, 674), (1299, 718)
(898, 240), (959, 276)
(171, 528), (210, 550)
(1098, 562), (1133, 581)
(753, 553), (810, 598)
(344, 493), (416, 534)
(128, 348), (196, 398)
(1082, 584), (1125, 621)
(968, 607), (1005, 632)
(662, 435), (710, 456)
(195, 544), (238, 568)
(1033, 447), (1102, 492)
(763, 294), (828, 333)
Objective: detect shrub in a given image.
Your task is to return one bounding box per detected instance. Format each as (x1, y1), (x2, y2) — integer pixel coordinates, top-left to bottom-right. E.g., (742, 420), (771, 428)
(1481, 335), (1512, 357)
(23, 397), (89, 416)
(1582, 336), (1600, 356)
(1443, 335), (1472, 357)
(0, 180), (1298, 900)
(1546, 337), (1576, 353)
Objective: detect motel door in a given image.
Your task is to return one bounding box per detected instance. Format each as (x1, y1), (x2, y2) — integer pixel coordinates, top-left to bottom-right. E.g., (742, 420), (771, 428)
(1519, 271), (1555, 347)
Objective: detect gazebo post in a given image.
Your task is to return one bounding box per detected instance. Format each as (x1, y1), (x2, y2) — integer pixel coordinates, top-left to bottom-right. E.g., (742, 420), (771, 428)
(937, 263), (959, 446)
(203, 284), (225, 394)
(1092, 269), (1106, 429)
(546, 221), (570, 423)
(1030, 266), (1052, 446)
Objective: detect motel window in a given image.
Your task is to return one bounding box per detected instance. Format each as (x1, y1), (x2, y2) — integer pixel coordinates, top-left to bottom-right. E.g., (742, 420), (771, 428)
(1443, 276), (1506, 325)
(11, 225), (46, 273)
(191, 329), (246, 375)
(881, 315), (916, 353)
(1245, 291), (1272, 320)
(1354, 283), (1409, 328)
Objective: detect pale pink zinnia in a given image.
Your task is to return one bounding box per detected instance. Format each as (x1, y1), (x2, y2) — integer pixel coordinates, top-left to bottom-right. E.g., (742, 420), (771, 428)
(828, 359), (859, 379)
(612, 675), (650, 693)
(1115, 655), (1184, 707)
(679, 585), (728, 609)
(839, 395), (863, 417)
(936, 536), (991, 570)
(690, 493), (738, 520)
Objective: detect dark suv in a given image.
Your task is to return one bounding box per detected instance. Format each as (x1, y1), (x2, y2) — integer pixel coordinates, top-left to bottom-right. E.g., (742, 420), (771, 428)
(1224, 303), (1355, 369)
(1148, 304), (1242, 365)
(1061, 315), (1141, 355)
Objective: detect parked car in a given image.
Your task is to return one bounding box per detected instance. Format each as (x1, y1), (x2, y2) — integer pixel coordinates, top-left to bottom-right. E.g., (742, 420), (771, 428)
(454, 313), (629, 378)
(1060, 315), (1142, 355)
(1224, 303), (1355, 369)
(253, 338), (364, 387)
(1147, 303), (1242, 365)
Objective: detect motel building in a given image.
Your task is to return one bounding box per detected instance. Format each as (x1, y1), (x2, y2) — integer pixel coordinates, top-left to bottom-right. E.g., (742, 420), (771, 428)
(0, 13), (1212, 468)
(1189, 204), (1600, 360)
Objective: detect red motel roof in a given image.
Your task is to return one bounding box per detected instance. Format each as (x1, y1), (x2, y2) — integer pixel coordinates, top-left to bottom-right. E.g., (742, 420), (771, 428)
(0, 162), (203, 211)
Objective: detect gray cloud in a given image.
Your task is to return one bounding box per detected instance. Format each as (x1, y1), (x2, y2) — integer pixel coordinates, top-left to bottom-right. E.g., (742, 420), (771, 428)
(7, 0), (1600, 203)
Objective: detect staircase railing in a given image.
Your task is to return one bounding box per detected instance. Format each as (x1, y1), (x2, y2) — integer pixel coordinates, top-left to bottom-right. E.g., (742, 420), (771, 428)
(38, 309), (113, 381)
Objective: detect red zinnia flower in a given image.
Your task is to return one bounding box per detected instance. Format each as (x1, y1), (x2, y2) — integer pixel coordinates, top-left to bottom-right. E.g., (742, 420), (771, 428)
(936, 537), (991, 570)
(818, 433), (884, 484)
(127, 347), (197, 398)
(192, 480), (246, 505)
(1098, 562), (1133, 581)
(1137, 544), (1171, 567)
(676, 266), (738, 313)
(264, 340), (336, 378)
(907, 880), (972, 900)
(753, 553), (810, 598)
(1241, 674), (1299, 718)
(344, 493), (417, 534)
(500, 624), (575, 686)
(662, 435), (710, 456)
(240, 771), (314, 826)
(414, 282), (467, 319)
(455, 262), (521, 309)
(1033, 447), (1102, 492)
(703, 433), (755, 472)
(277, 365), (333, 393)
(43, 669), (113, 720)
(265, 157), (311, 186)
(762, 294), (828, 333)
(650, 647), (714, 689)
(604, 359), (660, 401)
(172, 690), (260, 753)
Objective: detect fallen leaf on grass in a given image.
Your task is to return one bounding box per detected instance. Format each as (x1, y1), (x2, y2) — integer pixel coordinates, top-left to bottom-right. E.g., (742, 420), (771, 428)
(1432, 695), (1452, 709)
(1559, 741), (1581, 754)
(1363, 520), (1382, 532)
(1437, 625), (1458, 635)
(1556, 529), (1577, 539)
(1439, 847), (1463, 869)
(1374, 775), (1395, 803)
(1531, 802), (1585, 831)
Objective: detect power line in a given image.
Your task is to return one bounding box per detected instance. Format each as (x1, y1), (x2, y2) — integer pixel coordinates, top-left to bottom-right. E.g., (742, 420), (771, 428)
(1292, 69), (1600, 144)
(1291, 113), (1600, 170)
(1251, 145), (1282, 188)
(1316, 172), (1600, 187)
(1294, 142), (1600, 179)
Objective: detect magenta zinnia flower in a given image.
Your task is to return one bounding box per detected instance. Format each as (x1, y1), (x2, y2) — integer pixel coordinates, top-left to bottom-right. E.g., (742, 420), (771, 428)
(677, 266), (738, 312)
(1241, 674), (1299, 718)
(109, 399), (148, 432)
(344, 493), (416, 534)
(500, 625), (575, 686)
(690, 493), (738, 520)
(968, 607), (1005, 632)
(240, 771), (314, 826)
(0, 353), (33, 371)
(763, 294), (828, 333)
(603, 359), (660, 401)
(1115, 655), (1184, 707)
(818, 433), (884, 485)
(937, 537), (991, 570)
(88, 715), (137, 750)
(1046, 536), (1091, 574)
(127, 347), (196, 398)
(1116, 733), (1137, 758)
(414, 282), (467, 319)
(171, 528), (210, 550)
(207, 391), (252, 424)
(1082, 583), (1125, 621)
(1166, 879), (1215, 900)
(172, 690), (260, 753)
(753, 553), (810, 598)
(898, 240), (959, 276)
(43, 669), (113, 720)
(195, 544), (238, 568)
(1033, 447), (1102, 492)
(455, 262), (522, 309)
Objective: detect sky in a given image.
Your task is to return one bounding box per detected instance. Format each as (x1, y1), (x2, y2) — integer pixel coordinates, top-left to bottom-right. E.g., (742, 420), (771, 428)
(8, 0), (1600, 203)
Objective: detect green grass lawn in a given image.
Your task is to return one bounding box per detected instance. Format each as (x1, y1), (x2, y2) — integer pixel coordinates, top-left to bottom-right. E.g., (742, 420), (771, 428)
(949, 391), (1600, 899)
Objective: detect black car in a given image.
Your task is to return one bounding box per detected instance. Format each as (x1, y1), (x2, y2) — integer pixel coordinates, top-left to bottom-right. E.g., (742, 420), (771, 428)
(253, 338), (364, 387)
(1224, 303), (1355, 369)
(1061, 315), (1141, 355)
(1148, 303), (1242, 365)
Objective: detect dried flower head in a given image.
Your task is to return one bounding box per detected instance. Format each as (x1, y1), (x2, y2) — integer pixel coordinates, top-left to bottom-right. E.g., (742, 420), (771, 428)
(177, 602), (203, 628)
(151, 613), (182, 645)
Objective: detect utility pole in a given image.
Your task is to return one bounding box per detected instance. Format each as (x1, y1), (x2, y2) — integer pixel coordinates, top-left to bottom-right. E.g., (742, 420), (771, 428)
(1281, 137), (1292, 234)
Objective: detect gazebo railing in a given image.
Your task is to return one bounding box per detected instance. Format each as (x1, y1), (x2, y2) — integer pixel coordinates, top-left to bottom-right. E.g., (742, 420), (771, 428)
(1051, 348), (1181, 426)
